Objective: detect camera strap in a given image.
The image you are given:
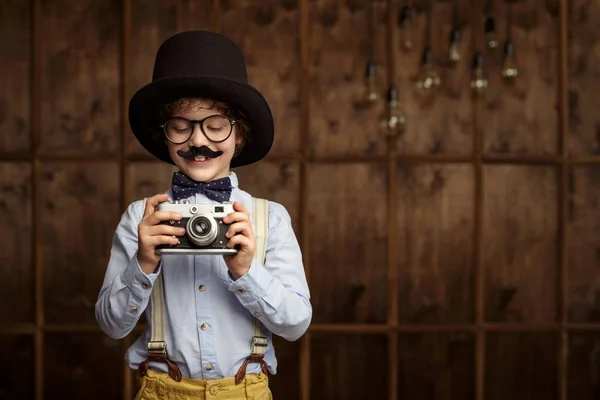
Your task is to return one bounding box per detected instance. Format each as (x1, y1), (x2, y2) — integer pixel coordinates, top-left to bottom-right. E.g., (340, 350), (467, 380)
(139, 197), (270, 384)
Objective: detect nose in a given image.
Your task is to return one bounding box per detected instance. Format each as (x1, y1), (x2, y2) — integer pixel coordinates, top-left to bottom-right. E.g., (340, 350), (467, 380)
(188, 122), (210, 147)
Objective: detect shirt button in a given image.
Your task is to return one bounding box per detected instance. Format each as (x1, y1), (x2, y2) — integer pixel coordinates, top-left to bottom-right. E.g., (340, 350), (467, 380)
(205, 363), (213, 371)
(236, 289), (244, 294)
(254, 311), (261, 317)
(200, 323), (209, 331)
(198, 285), (206, 292)
(141, 283), (149, 289)
(131, 306), (139, 313)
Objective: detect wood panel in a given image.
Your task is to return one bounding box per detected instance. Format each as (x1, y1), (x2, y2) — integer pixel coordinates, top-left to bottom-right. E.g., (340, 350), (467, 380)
(308, 163), (388, 324)
(127, 0), (212, 156)
(482, 165), (557, 322)
(0, 163), (33, 325)
(308, 0), (389, 157)
(220, 0), (300, 155)
(567, 166), (600, 322)
(129, 161), (178, 201)
(44, 334), (123, 399)
(0, 0), (30, 153)
(568, 331), (600, 399)
(394, 0), (473, 155)
(40, 0), (121, 154)
(483, 0), (558, 155)
(568, 0), (600, 155)
(235, 161), (300, 229)
(485, 333), (558, 400)
(0, 335), (34, 400)
(311, 333), (388, 400)
(269, 336), (301, 400)
(396, 164), (474, 324)
(40, 162), (120, 324)
(398, 332), (474, 399)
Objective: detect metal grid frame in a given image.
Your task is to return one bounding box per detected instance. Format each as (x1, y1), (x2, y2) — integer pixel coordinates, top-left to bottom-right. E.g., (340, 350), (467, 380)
(0, 0), (587, 399)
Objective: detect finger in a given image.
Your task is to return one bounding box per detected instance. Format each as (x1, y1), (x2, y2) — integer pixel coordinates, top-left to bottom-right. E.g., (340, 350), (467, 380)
(145, 210), (183, 226)
(232, 201), (249, 215)
(227, 234), (253, 250)
(144, 194), (169, 218)
(225, 221), (253, 239)
(141, 234), (180, 249)
(146, 224), (186, 237)
(223, 211), (249, 224)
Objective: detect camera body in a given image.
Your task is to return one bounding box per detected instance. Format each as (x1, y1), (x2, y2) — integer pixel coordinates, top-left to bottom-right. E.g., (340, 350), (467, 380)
(155, 201), (238, 256)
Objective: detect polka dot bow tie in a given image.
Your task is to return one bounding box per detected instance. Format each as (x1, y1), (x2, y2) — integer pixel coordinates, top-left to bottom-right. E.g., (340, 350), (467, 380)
(171, 172), (233, 203)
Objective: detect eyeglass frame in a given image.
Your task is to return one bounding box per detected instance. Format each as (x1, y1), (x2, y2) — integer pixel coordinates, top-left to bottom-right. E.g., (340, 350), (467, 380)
(159, 115), (238, 144)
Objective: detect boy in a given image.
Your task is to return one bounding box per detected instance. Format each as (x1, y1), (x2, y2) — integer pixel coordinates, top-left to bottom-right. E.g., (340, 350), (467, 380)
(95, 31), (312, 400)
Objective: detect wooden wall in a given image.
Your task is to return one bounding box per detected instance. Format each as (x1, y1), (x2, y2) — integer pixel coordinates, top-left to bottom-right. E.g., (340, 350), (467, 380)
(1, 0), (599, 399)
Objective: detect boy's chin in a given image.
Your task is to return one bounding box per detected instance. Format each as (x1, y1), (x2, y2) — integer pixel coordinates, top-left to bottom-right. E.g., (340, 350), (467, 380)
(176, 160), (230, 182)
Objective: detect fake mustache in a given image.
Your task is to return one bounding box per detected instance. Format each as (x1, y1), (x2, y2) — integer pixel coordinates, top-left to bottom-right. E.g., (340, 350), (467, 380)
(177, 146), (224, 160)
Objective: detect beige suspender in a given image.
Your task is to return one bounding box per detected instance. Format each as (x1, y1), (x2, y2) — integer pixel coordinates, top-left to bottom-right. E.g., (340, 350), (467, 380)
(139, 197), (269, 383)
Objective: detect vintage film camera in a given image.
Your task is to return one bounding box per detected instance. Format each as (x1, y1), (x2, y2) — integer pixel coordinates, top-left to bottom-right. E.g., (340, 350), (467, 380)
(155, 201), (238, 255)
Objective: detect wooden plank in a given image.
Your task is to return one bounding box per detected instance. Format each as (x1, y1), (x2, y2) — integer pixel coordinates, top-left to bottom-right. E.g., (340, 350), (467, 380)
(44, 333), (123, 398)
(39, 0), (121, 154)
(567, 331), (600, 400)
(485, 333), (558, 400)
(129, 161), (178, 201)
(0, 335), (34, 399)
(394, 0), (474, 155)
(0, 0), (31, 152)
(127, 0), (212, 156)
(307, 163), (387, 323)
(566, 166), (600, 322)
(483, 0), (558, 155)
(234, 161), (300, 230)
(269, 336), (301, 400)
(398, 332), (475, 399)
(568, 0), (600, 155)
(396, 164), (474, 324)
(310, 333), (388, 399)
(40, 162), (120, 324)
(482, 165), (557, 323)
(0, 163), (33, 325)
(220, 0), (300, 156)
(308, 0), (389, 157)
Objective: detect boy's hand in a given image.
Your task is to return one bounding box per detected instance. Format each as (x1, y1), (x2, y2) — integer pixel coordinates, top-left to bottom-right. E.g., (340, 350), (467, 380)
(137, 194), (185, 275)
(222, 201), (255, 279)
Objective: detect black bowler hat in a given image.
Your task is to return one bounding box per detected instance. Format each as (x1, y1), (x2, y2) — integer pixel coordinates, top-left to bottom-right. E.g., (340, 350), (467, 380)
(128, 30), (274, 168)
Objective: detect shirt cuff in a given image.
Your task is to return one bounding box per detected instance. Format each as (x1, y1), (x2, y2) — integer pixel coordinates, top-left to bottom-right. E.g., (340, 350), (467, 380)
(228, 260), (273, 306)
(121, 253), (161, 299)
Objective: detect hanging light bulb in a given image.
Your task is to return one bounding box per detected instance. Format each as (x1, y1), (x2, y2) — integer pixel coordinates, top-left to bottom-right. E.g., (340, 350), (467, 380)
(470, 52), (488, 95)
(484, 15), (499, 49)
(502, 40), (518, 79)
(379, 85), (406, 136)
(356, 59), (380, 108)
(415, 46), (441, 99)
(398, 5), (413, 51)
(449, 27), (461, 62)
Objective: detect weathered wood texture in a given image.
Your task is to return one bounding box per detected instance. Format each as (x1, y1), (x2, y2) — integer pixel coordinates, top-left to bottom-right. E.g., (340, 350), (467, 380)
(0, 0), (31, 153)
(568, 332), (600, 399)
(308, 163), (388, 324)
(396, 164), (474, 323)
(482, 166), (557, 322)
(568, 0), (600, 155)
(398, 333), (475, 399)
(310, 333), (388, 399)
(483, 0), (558, 155)
(485, 333), (558, 400)
(308, 1), (389, 157)
(127, 0), (213, 156)
(393, 0), (473, 155)
(40, 162), (121, 324)
(0, 163), (33, 325)
(44, 334), (123, 398)
(0, 335), (34, 400)
(40, 0), (121, 154)
(567, 166), (600, 322)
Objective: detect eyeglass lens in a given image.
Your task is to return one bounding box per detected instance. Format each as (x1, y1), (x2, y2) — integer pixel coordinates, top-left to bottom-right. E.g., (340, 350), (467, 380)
(164, 116), (232, 143)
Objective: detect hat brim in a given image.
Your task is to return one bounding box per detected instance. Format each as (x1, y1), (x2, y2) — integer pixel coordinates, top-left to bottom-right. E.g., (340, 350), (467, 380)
(128, 76), (274, 169)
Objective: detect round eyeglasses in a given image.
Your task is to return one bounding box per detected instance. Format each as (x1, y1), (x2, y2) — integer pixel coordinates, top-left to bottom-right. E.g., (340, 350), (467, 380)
(160, 115), (237, 144)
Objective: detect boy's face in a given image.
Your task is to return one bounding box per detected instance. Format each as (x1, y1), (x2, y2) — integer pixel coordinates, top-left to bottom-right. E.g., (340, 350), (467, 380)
(165, 98), (241, 183)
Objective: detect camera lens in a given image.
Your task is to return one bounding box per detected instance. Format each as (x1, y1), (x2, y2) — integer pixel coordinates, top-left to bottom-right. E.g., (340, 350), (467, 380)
(186, 215), (218, 246)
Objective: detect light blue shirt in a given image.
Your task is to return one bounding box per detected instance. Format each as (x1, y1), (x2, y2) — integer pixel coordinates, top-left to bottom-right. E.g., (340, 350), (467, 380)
(95, 171), (312, 379)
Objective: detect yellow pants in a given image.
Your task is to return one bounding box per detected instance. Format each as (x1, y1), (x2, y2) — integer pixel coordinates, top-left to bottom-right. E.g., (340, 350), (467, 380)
(134, 370), (272, 400)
